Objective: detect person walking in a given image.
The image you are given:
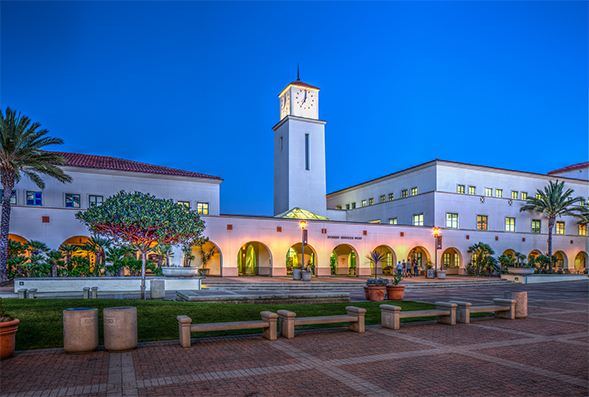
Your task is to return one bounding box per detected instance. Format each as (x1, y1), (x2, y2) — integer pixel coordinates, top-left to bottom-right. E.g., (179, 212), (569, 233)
(413, 260), (419, 277)
(396, 261), (403, 276)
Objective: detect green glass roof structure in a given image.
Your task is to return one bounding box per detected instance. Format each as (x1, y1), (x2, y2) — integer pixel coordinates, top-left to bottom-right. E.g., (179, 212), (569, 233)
(274, 207), (332, 221)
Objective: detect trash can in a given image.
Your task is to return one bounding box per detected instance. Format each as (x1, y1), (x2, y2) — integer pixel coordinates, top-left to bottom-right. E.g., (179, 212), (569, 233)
(504, 291), (527, 318)
(63, 308), (99, 354)
(150, 279), (165, 300)
(103, 307), (137, 351)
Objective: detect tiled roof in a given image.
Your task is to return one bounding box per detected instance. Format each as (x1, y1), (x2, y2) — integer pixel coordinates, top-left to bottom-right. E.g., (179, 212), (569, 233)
(287, 80), (320, 90)
(547, 162), (589, 175)
(46, 151), (221, 180)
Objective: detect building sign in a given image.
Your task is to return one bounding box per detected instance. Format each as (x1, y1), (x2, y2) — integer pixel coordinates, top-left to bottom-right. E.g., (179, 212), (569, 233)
(327, 235), (363, 240)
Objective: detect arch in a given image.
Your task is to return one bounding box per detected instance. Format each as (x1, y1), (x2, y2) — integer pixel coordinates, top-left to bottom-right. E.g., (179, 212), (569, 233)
(191, 240), (223, 276)
(8, 234), (28, 245)
(237, 241), (272, 276)
(441, 247), (462, 270)
(502, 249), (516, 258)
(528, 250), (542, 264)
(330, 243), (358, 276)
(574, 252), (587, 273)
(408, 246), (431, 269)
(288, 242), (317, 276)
(60, 236), (95, 265)
(553, 250), (568, 270)
(372, 245), (397, 275)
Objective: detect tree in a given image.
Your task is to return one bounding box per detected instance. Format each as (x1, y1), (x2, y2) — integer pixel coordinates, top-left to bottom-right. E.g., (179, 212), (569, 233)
(76, 191), (206, 299)
(366, 249), (386, 278)
(467, 242), (496, 276)
(0, 108), (72, 282)
(81, 236), (111, 276)
(520, 180), (589, 271)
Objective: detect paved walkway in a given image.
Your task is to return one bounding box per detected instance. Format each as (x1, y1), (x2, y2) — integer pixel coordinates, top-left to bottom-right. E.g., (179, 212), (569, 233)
(1, 281), (587, 396)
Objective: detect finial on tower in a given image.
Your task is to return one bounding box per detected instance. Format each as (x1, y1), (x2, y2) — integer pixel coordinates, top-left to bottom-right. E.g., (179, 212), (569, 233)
(297, 63), (300, 81)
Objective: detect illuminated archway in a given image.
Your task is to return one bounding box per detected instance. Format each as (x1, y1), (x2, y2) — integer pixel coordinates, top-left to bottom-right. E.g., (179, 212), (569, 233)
(8, 234), (27, 245)
(61, 236), (95, 265)
(574, 252), (587, 273)
(553, 251), (568, 270)
(330, 244), (358, 276)
(502, 249), (516, 258)
(237, 242), (272, 276)
(191, 241), (222, 276)
(528, 250), (542, 264)
(287, 242), (317, 275)
(408, 246), (431, 268)
(371, 245), (396, 275)
(442, 247), (461, 268)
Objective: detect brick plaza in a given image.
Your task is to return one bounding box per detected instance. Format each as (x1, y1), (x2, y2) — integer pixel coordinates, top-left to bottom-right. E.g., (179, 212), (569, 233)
(1, 281), (587, 396)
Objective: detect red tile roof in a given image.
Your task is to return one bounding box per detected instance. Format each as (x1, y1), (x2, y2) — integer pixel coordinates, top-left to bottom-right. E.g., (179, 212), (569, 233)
(46, 151), (221, 180)
(286, 81), (320, 91)
(547, 162), (589, 175)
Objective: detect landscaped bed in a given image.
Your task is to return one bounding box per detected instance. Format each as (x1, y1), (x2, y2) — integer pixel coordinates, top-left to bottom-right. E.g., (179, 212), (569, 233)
(5, 299), (445, 350)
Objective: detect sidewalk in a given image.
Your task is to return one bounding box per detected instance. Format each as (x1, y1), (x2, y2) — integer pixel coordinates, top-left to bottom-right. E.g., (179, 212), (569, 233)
(1, 281), (587, 396)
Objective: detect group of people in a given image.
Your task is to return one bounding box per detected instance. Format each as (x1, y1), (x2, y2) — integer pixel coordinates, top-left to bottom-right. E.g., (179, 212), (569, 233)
(396, 259), (419, 278)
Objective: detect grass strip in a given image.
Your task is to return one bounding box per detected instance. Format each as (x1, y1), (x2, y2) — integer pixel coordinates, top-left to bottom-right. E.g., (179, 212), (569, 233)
(5, 299), (436, 350)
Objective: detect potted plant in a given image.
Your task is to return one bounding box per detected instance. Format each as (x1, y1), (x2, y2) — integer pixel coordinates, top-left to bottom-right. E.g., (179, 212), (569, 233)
(386, 272), (405, 300)
(426, 261), (435, 279)
(365, 277), (389, 301)
(0, 297), (19, 360)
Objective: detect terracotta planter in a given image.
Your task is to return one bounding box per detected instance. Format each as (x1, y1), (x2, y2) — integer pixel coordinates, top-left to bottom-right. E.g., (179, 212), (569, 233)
(0, 318), (19, 360)
(386, 285), (405, 300)
(363, 286), (370, 300)
(366, 285), (386, 301)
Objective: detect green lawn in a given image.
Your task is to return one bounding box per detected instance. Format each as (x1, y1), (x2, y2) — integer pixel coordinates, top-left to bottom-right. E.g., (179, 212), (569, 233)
(4, 299), (439, 350)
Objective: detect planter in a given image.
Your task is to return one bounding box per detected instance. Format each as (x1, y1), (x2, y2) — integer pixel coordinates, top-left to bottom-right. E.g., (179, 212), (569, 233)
(366, 285), (386, 301)
(507, 267), (535, 275)
(386, 285), (405, 300)
(293, 269), (302, 280)
(301, 271), (312, 281)
(363, 286), (370, 300)
(437, 270), (447, 279)
(426, 269), (435, 279)
(161, 267), (200, 277)
(63, 308), (98, 354)
(0, 318), (20, 360)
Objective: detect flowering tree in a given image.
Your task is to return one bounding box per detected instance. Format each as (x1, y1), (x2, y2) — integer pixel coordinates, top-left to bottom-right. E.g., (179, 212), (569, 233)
(76, 191), (206, 299)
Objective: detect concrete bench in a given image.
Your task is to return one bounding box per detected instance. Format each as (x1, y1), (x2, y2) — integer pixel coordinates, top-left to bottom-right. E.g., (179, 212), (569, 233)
(380, 302), (457, 330)
(449, 298), (516, 324)
(177, 311), (278, 347)
(277, 306), (366, 339)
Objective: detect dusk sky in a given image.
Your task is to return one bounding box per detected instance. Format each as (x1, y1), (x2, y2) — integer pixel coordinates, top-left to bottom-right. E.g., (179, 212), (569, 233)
(2, 1), (587, 216)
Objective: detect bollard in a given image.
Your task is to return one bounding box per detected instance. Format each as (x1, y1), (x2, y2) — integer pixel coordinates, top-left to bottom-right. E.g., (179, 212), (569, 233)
(18, 289), (27, 299)
(150, 279), (165, 300)
(83, 287), (90, 299)
(91, 287), (98, 299)
(27, 289), (37, 299)
(103, 307), (138, 351)
(63, 308), (99, 354)
(504, 291), (528, 319)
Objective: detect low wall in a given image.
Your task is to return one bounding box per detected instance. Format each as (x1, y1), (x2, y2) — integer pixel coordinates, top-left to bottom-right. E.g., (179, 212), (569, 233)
(13, 276), (202, 293)
(501, 274), (588, 284)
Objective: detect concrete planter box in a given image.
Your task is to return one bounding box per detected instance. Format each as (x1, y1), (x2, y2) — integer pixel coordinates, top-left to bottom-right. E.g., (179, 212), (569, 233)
(302, 271), (312, 281)
(437, 270), (447, 279)
(63, 308), (98, 354)
(161, 267), (200, 277)
(507, 267), (535, 275)
(14, 276), (202, 293)
(292, 269), (302, 280)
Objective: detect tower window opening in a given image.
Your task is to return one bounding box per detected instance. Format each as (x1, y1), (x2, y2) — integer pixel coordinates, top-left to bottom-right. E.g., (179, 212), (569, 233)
(305, 134), (310, 170)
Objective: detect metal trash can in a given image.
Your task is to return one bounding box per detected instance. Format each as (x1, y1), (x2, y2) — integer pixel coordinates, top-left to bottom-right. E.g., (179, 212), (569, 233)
(63, 308), (99, 354)
(103, 307), (137, 351)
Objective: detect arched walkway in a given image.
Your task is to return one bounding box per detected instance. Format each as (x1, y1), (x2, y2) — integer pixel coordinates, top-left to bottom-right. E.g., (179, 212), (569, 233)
(502, 249), (516, 258)
(371, 245), (396, 276)
(238, 242), (272, 276)
(287, 243), (317, 275)
(441, 247), (462, 274)
(61, 236), (94, 265)
(331, 244), (357, 276)
(528, 250), (542, 264)
(191, 241), (222, 276)
(574, 252), (587, 273)
(553, 251), (567, 270)
(408, 246), (431, 269)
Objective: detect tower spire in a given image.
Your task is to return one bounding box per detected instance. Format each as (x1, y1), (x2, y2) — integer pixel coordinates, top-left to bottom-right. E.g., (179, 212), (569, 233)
(297, 63), (300, 81)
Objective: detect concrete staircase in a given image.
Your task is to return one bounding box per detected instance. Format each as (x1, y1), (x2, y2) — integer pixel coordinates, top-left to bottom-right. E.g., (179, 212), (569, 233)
(202, 279), (513, 291)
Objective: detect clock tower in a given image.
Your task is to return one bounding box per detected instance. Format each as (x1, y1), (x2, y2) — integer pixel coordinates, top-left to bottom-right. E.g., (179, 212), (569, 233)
(273, 77), (327, 216)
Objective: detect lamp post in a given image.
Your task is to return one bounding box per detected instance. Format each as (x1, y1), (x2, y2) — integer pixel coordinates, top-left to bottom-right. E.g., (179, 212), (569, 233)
(433, 228), (440, 278)
(299, 221), (307, 281)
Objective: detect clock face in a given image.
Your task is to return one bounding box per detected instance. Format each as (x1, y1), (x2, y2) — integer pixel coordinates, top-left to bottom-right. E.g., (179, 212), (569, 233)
(295, 89), (315, 110)
(280, 93), (290, 119)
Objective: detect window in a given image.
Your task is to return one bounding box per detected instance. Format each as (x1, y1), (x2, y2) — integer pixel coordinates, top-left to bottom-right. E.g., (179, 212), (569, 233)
(402, 189), (408, 198)
(496, 189), (503, 198)
(532, 220), (541, 234)
(197, 202), (209, 215)
(362, 199), (367, 207)
(380, 195), (385, 203)
(368, 220), (380, 224)
(457, 185), (465, 194)
(468, 186), (476, 195)
(446, 213), (458, 229)
(26, 191), (42, 206)
(579, 224), (588, 236)
(89, 195), (103, 207)
(485, 188), (493, 197)
(477, 215), (488, 230)
(521, 192), (527, 200)
(411, 187), (417, 196)
(505, 217), (515, 232)
(304, 134), (310, 170)
(368, 198), (374, 205)
(535, 192), (541, 199)
(177, 201), (190, 210)
(0, 190), (17, 205)
(388, 218), (397, 225)
(388, 193), (394, 201)
(352, 202), (356, 209)
(511, 191), (518, 200)
(65, 194), (80, 208)
(346, 203), (350, 210)
(580, 198), (586, 206)
(555, 221), (565, 235)
(335, 204), (342, 210)
(412, 214), (423, 226)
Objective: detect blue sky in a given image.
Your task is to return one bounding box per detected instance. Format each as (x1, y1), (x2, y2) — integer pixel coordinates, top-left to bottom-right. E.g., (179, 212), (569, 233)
(1, 1), (587, 216)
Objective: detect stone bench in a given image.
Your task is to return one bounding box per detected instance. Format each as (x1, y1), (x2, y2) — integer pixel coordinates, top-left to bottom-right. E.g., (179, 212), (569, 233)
(277, 306), (366, 339)
(177, 311), (278, 347)
(380, 302), (457, 330)
(449, 298), (516, 323)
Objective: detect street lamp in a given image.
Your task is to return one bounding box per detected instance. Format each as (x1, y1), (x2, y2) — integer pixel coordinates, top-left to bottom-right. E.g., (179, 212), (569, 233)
(299, 221), (307, 280)
(433, 227), (440, 278)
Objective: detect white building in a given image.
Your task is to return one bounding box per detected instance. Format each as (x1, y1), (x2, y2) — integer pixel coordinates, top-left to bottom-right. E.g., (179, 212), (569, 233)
(5, 78), (588, 277)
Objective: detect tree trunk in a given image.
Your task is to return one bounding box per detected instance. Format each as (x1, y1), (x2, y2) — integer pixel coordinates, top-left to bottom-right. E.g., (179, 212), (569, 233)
(0, 179), (15, 282)
(140, 251), (147, 300)
(547, 217), (555, 272)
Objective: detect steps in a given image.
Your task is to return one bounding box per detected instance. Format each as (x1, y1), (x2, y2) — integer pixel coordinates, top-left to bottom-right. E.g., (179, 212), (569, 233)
(202, 279), (513, 291)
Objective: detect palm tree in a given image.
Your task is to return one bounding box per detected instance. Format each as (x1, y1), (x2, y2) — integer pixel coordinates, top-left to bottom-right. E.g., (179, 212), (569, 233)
(520, 180), (588, 272)
(81, 236), (111, 276)
(0, 108), (72, 281)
